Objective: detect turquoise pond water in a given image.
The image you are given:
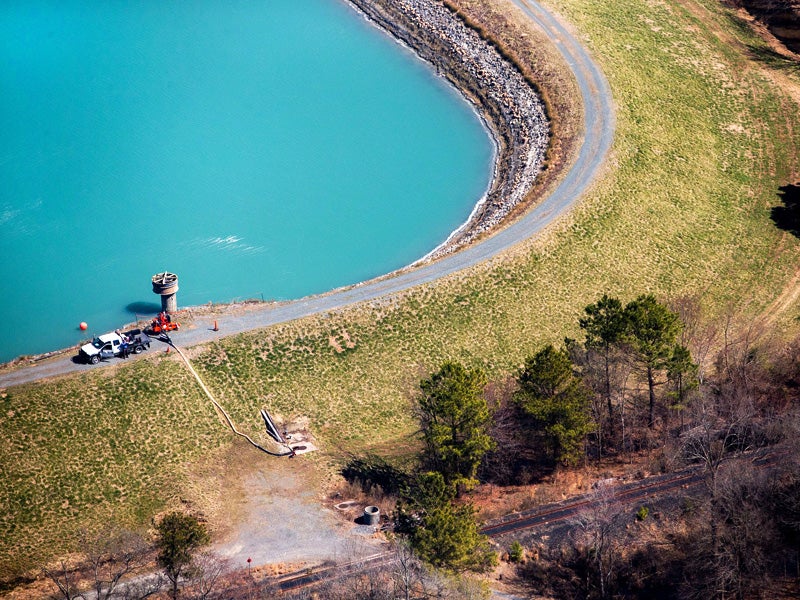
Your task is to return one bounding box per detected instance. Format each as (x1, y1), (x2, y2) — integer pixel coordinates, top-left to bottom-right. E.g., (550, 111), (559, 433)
(0, 0), (492, 362)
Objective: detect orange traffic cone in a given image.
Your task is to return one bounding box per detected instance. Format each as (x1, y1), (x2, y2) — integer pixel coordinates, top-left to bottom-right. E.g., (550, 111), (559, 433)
(213, 320), (219, 331)
(165, 346), (170, 354)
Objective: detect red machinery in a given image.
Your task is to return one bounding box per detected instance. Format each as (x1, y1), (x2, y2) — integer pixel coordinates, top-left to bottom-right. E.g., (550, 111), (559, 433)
(146, 312), (180, 335)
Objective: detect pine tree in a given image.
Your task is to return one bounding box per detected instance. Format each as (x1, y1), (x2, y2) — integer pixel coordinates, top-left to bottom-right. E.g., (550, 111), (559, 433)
(516, 345), (593, 465)
(154, 512), (210, 600)
(418, 362), (494, 493)
(623, 295), (682, 428)
(397, 472), (496, 572)
(580, 294), (627, 424)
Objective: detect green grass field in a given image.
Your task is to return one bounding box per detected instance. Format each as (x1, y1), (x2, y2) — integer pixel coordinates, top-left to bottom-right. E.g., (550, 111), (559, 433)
(2, 0), (800, 583)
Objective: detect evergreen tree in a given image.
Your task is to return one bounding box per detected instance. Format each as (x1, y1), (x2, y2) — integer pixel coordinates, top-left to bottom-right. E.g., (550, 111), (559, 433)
(418, 362), (494, 493)
(397, 472), (496, 572)
(579, 294), (627, 423)
(623, 295), (682, 428)
(516, 345), (593, 465)
(154, 512), (210, 599)
(666, 343), (698, 425)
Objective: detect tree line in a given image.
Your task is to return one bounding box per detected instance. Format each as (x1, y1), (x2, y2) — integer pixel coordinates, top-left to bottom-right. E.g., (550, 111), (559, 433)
(385, 294), (695, 573)
(347, 292), (800, 599)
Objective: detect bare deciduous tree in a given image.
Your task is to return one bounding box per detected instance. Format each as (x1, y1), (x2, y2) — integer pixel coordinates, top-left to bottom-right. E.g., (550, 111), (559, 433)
(43, 559), (82, 600)
(571, 482), (627, 600)
(390, 541), (425, 600)
(43, 527), (152, 600)
(681, 396), (751, 496)
(669, 295), (718, 386)
(81, 528), (150, 600)
(119, 573), (164, 600)
(183, 552), (230, 600)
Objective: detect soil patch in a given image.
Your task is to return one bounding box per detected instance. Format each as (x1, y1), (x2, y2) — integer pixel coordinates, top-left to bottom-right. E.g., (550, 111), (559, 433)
(211, 461), (384, 570)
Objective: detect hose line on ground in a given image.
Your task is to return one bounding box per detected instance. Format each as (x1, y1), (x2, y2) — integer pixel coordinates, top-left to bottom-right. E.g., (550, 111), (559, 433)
(167, 340), (292, 457)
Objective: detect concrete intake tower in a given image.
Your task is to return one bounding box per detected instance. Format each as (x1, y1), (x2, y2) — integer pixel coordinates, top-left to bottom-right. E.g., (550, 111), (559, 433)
(152, 271), (179, 313)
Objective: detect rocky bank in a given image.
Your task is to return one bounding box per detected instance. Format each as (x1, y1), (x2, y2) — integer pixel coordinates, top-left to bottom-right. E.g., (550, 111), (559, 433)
(347, 0), (550, 257)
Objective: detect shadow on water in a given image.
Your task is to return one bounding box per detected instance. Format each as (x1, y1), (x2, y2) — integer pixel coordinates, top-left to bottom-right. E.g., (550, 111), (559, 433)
(771, 184), (800, 238)
(125, 301), (162, 315)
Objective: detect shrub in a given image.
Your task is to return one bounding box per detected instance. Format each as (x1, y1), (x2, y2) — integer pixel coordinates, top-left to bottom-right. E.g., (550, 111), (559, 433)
(509, 540), (525, 563)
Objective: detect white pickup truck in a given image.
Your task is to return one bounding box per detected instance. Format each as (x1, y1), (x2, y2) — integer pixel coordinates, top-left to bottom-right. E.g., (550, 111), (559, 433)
(78, 328), (151, 364)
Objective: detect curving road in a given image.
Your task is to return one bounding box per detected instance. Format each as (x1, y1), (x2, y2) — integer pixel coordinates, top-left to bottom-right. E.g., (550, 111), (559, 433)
(0, 0), (614, 389)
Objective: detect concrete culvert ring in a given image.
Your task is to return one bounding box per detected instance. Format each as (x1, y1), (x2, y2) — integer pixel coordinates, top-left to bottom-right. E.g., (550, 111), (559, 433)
(334, 500), (358, 511)
(364, 506), (380, 525)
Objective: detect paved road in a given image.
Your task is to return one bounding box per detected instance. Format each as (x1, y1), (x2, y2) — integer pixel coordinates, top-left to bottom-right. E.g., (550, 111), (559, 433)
(0, 0), (614, 389)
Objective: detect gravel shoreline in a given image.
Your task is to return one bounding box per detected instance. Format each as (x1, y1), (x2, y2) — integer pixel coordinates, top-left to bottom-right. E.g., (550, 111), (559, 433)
(346, 0), (550, 257)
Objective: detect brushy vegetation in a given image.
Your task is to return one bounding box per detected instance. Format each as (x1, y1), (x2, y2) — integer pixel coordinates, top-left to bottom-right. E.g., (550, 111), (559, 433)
(2, 0), (800, 584)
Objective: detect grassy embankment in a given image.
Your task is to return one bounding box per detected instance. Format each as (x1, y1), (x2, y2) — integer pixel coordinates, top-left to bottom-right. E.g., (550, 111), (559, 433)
(2, 0), (800, 585)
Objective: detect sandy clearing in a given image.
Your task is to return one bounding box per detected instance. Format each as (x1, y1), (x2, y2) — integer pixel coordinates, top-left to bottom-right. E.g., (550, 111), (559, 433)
(211, 464), (384, 570)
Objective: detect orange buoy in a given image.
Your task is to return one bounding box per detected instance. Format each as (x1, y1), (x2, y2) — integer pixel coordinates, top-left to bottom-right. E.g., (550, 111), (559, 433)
(79, 322), (88, 331)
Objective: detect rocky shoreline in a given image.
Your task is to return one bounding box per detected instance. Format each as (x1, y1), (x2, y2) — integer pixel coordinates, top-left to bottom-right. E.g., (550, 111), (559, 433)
(346, 0), (550, 258)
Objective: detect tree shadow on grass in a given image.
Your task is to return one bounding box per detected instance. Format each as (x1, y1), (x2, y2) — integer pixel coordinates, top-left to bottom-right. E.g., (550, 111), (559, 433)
(341, 454), (409, 496)
(747, 43), (800, 73)
(771, 183), (800, 238)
